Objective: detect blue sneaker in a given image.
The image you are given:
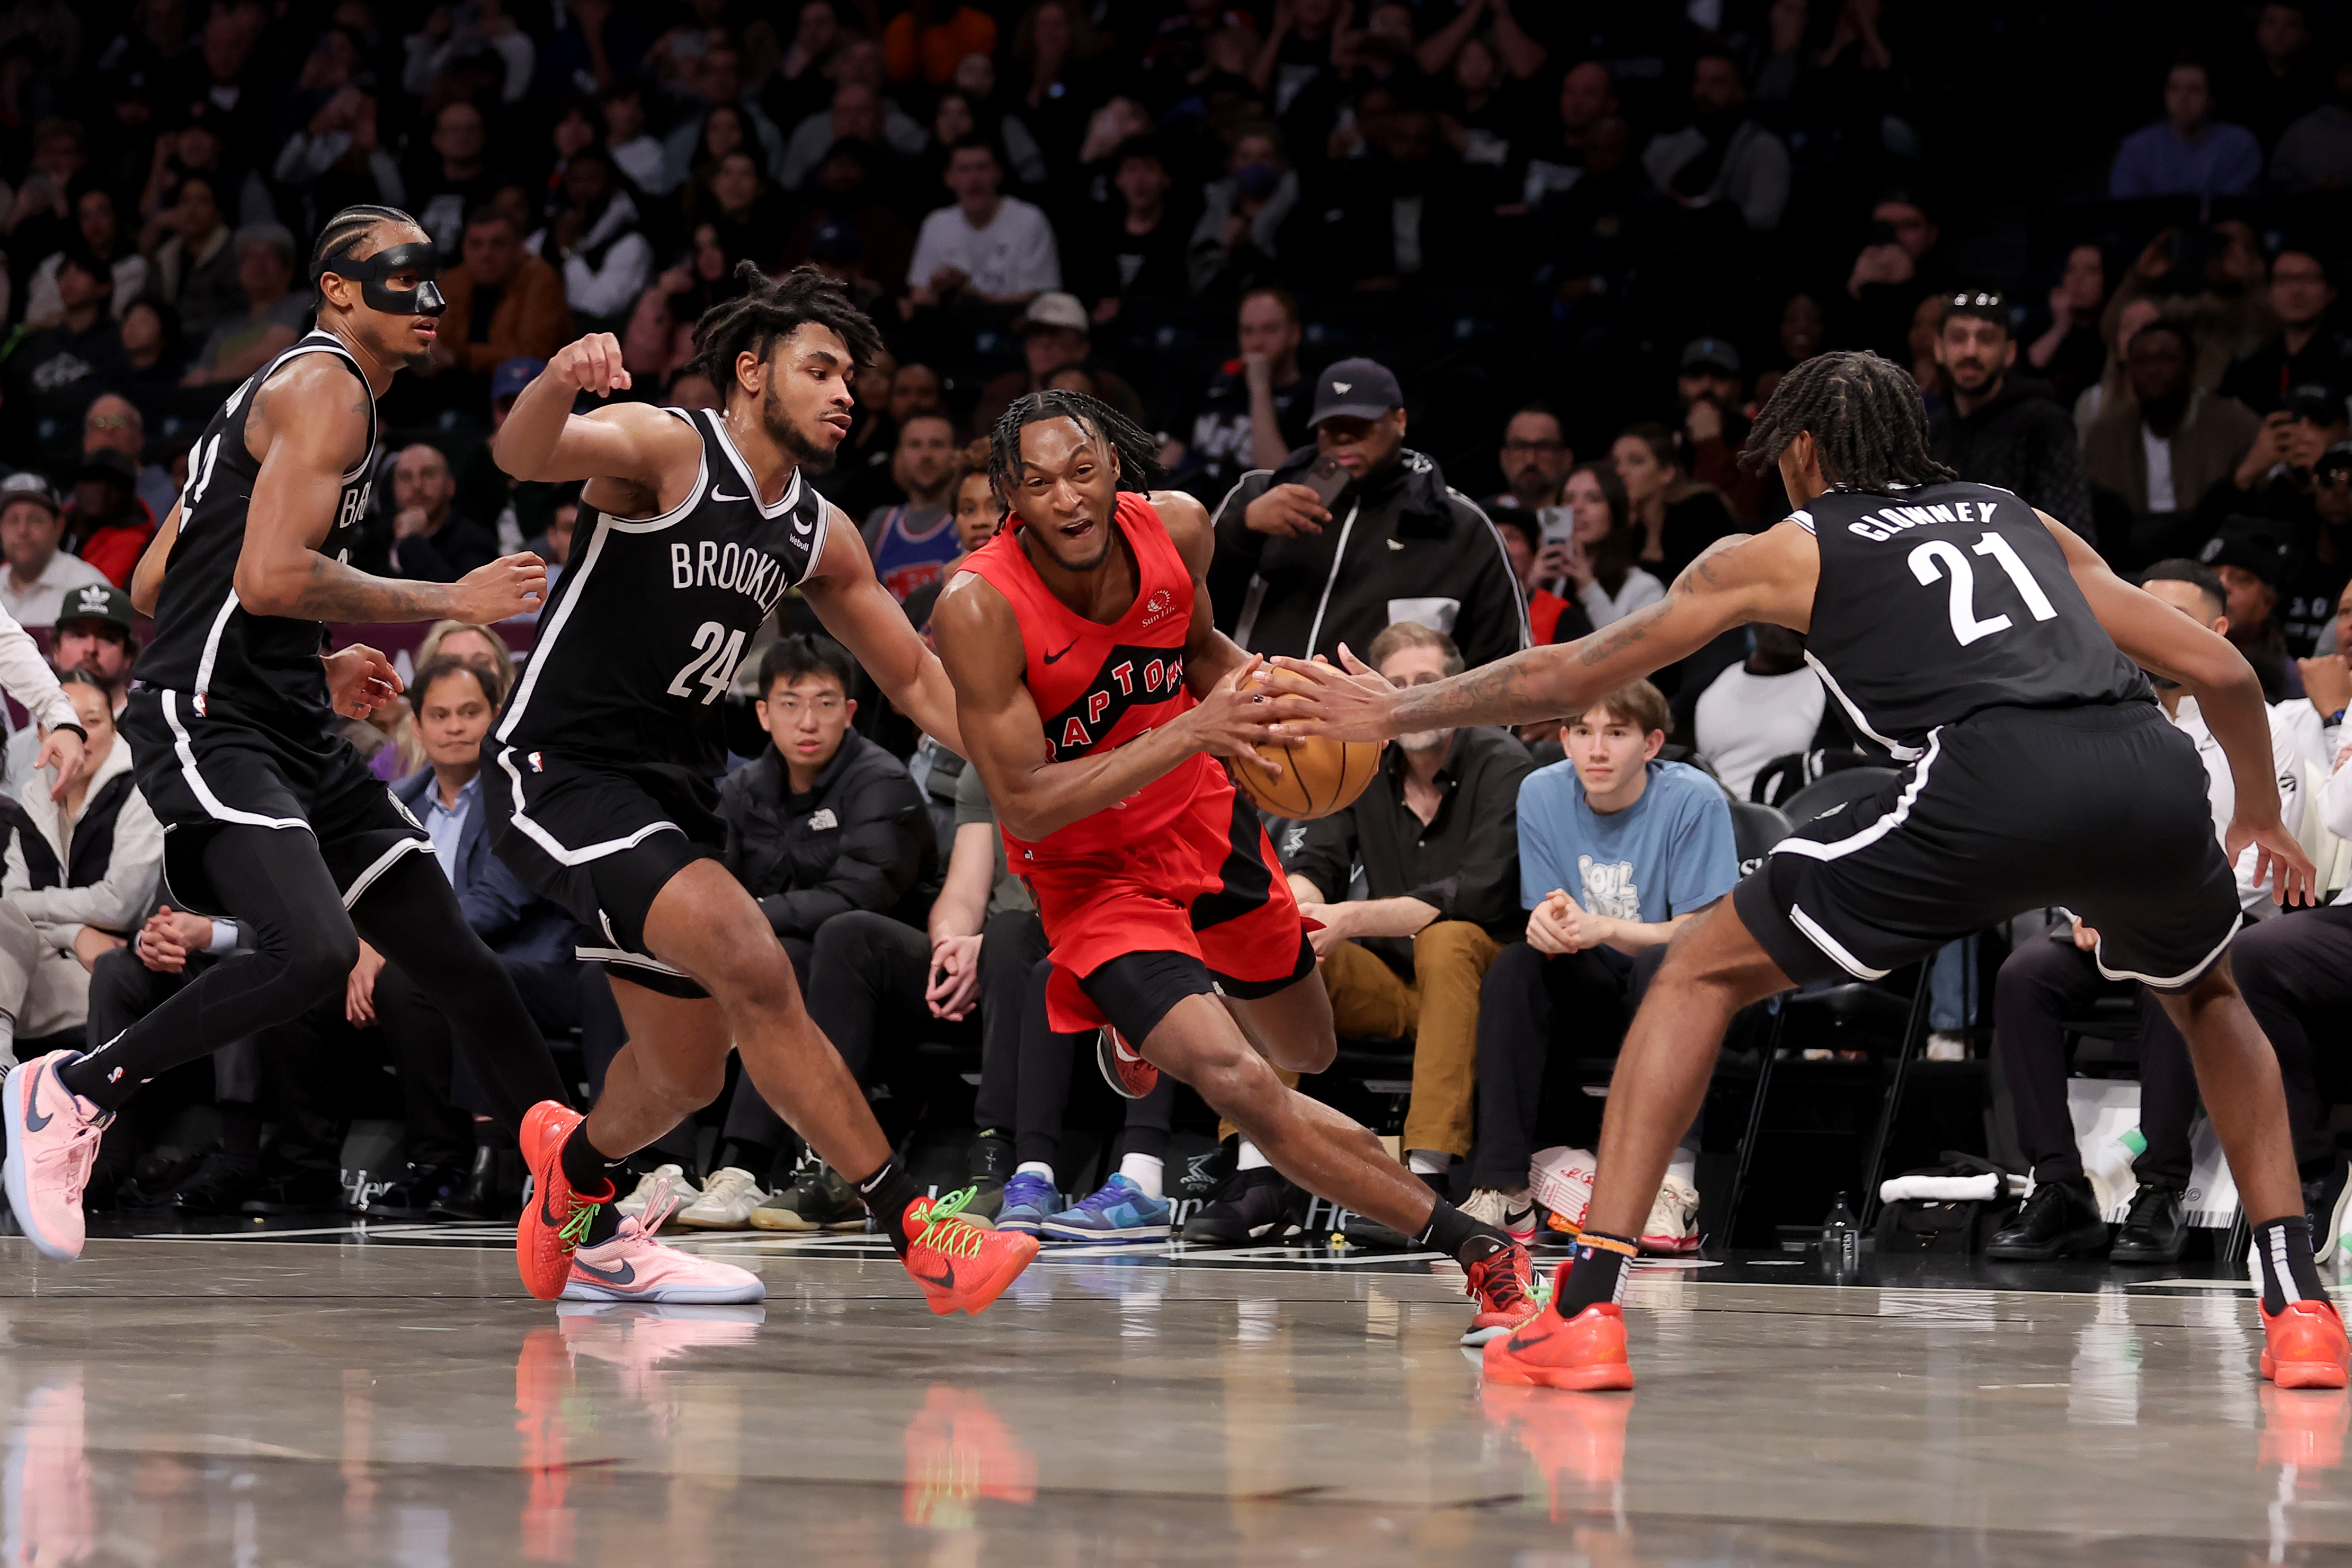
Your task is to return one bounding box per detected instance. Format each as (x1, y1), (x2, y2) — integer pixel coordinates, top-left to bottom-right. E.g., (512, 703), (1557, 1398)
(995, 1171), (1058, 1234)
(1039, 1175), (1172, 1242)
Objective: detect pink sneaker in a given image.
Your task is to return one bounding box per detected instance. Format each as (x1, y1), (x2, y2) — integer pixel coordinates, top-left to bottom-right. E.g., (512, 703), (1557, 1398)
(558, 1215), (767, 1305)
(4, 1050), (111, 1260)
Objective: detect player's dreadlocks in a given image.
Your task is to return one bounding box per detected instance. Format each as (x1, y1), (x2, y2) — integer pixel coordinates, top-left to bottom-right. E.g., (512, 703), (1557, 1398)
(1739, 349), (1955, 492)
(310, 203), (418, 299)
(987, 390), (1162, 522)
(690, 261), (886, 395)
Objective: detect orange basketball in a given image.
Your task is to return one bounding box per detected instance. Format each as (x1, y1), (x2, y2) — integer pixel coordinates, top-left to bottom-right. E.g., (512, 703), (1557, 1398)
(1230, 733), (1385, 820)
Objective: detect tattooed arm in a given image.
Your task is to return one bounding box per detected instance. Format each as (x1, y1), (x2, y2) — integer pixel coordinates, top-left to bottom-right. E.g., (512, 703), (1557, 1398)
(1270, 523), (1822, 740)
(233, 354), (546, 624)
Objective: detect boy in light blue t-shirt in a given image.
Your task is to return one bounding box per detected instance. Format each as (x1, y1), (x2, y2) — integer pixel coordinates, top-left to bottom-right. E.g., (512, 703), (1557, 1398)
(1467, 680), (1739, 1249)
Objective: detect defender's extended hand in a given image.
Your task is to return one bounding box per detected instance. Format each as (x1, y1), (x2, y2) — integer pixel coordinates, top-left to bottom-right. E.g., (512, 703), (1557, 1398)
(1266, 644), (1399, 743)
(2228, 814), (2319, 908)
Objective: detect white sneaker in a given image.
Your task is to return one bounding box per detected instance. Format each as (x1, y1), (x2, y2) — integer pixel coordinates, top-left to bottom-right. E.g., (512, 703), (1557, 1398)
(616, 1164), (697, 1224)
(1460, 1186), (1537, 1245)
(675, 1166), (767, 1230)
(1925, 1031), (1968, 1062)
(1638, 1174), (1701, 1254)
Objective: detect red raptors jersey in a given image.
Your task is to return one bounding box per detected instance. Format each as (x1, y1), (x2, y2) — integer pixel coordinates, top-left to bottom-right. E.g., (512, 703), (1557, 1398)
(956, 490), (1226, 858)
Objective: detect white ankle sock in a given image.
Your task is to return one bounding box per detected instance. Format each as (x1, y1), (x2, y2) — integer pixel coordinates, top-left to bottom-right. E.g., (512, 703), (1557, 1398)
(1667, 1151), (1697, 1188)
(1406, 1149), (1451, 1175)
(1118, 1153), (1164, 1199)
(1016, 1161), (1054, 1185)
(1236, 1140), (1270, 1172)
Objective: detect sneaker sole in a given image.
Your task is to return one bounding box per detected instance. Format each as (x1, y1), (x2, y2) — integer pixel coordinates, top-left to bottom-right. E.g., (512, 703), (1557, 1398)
(1039, 1218), (1172, 1241)
(1461, 1323), (1519, 1348)
(675, 1214), (761, 1230)
(3, 1060), (78, 1262)
(1483, 1359), (1637, 1391)
(2263, 1351), (2352, 1389)
(559, 1275), (768, 1306)
(1096, 1029), (1156, 1100)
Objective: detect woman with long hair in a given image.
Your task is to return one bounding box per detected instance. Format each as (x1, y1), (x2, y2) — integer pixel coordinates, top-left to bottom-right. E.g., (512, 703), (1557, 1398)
(1559, 462), (1665, 629)
(1611, 422), (1735, 583)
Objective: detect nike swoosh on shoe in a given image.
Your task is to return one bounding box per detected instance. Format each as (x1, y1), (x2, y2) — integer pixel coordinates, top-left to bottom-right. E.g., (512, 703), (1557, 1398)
(572, 1258), (636, 1285)
(23, 1064), (52, 1132)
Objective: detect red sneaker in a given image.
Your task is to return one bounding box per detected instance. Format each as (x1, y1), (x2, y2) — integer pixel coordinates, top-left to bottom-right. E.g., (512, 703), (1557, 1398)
(2261, 1299), (2352, 1389)
(517, 1101), (613, 1302)
(903, 1188), (1039, 1315)
(1483, 1301), (1636, 1391)
(1096, 1028), (1159, 1100)
(1462, 1242), (1542, 1347)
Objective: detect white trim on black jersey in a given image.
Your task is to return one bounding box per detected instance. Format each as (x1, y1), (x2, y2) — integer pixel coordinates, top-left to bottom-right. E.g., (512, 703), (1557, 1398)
(2092, 919), (2238, 989)
(339, 835), (433, 909)
(1787, 904), (1890, 981)
(161, 691), (309, 831)
(1771, 727), (1944, 866)
(702, 406), (805, 519)
(494, 746), (682, 866)
(577, 939), (694, 982)
(1802, 649), (1923, 763)
(191, 590), (240, 699)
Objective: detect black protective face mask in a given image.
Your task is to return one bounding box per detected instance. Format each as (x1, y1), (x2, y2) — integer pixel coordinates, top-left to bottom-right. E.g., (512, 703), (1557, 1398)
(311, 242), (446, 316)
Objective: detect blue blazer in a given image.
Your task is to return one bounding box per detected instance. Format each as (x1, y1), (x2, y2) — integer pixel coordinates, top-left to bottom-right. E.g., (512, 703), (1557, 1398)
(394, 768), (578, 965)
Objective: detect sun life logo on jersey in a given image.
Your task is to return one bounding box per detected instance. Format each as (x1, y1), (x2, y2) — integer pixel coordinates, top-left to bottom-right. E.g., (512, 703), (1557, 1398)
(1136, 587), (1179, 630)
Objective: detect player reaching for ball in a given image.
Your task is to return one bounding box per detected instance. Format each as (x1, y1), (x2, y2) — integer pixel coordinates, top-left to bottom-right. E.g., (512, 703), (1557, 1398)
(931, 390), (1540, 1344)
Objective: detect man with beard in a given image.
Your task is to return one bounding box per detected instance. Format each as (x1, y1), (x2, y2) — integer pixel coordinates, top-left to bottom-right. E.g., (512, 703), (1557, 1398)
(488, 263), (1040, 1317)
(1928, 289), (2092, 528)
(2086, 320), (2261, 540)
(1640, 51), (1790, 234)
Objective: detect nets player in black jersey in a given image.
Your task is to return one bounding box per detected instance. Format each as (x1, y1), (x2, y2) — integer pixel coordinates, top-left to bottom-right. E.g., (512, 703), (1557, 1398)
(488, 263), (1037, 1314)
(4, 204), (565, 1261)
(1273, 350), (2351, 1392)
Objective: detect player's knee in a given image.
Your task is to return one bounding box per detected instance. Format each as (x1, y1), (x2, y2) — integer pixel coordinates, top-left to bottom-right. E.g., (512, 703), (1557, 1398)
(1187, 1040), (1279, 1122)
(699, 929), (804, 1015)
(279, 920), (360, 1001)
(1280, 1024), (1337, 1075)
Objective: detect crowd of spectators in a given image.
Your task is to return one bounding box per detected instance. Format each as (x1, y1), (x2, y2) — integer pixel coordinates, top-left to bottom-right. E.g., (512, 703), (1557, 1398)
(12, 0), (2352, 1256)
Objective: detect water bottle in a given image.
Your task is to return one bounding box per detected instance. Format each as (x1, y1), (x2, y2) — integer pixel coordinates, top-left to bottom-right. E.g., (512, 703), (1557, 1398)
(1822, 1191), (1861, 1275)
(2084, 1127), (2149, 1219)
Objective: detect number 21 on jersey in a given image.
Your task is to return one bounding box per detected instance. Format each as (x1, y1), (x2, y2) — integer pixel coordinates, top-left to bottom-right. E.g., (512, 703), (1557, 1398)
(668, 620), (747, 705)
(1909, 531), (2059, 647)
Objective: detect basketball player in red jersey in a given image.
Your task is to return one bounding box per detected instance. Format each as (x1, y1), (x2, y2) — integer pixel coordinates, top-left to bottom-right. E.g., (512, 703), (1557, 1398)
(931, 391), (1540, 1344)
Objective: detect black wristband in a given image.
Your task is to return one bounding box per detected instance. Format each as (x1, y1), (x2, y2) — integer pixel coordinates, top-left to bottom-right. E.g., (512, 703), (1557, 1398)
(51, 722), (87, 743)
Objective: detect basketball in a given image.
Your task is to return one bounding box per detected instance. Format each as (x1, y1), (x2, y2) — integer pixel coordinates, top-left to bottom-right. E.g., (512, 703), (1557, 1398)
(1230, 732), (1385, 819)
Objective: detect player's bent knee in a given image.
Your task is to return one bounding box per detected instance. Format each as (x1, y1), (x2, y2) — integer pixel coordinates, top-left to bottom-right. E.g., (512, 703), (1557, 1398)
(279, 922), (361, 1002)
(1185, 1041), (1282, 1124)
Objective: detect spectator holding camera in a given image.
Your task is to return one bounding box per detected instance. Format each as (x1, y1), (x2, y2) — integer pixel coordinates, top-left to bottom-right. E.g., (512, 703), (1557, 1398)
(2219, 249), (2348, 416)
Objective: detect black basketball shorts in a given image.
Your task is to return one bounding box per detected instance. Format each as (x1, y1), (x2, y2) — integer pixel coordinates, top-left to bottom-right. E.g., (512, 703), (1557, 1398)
(489, 747), (723, 1000)
(121, 687), (431, 917)
(1734, 701), (2242, 994)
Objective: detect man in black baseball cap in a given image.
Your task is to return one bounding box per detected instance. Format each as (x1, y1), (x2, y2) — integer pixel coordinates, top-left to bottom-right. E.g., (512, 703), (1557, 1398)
(1676, 336), (1759, 520)
(2200, 517), (2297, 698)
(1211, 355), (1529, 669)
(53, 582), (136, 698)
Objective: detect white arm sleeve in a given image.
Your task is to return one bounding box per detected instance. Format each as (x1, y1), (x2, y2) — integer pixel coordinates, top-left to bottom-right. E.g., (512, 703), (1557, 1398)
(0, 605), (75, 732)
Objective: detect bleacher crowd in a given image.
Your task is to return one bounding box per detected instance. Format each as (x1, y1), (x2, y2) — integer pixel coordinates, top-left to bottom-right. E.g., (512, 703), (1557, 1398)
(5, 0), (2352, 1260)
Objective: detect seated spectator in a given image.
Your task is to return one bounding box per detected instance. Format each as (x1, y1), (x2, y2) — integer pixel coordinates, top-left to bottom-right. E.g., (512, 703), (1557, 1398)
(1641, 50), (1789, 233)
(863, 413), (962, 603)
(2104, 220), (2275, 393)
(270, 87), (404, 239)
(658, 42), (788, 193)
(433, 207), (574, 388)
(1292, 100), (1505, 290)
(699, 150), (791, 271)
(378, 444), (496, 584)
(4, 116), (90, 291)
(359, 655), (611, 1220)
(418, 621), (518, 701)
(1610, 423), (1736, 584)
(900, 439), (1005, 635)
(925, 79), (1049, 191)
(2202, 384), (2348, 545)
(1559, 460), (1664, 632)
(0, 475), (109, 629)
(2202, 520), (2302, 698)
(2270, 55), (2352, 194)
(1676, 338), (1762, 523)
(0, 671), (161, 1054)
(2026, 244), (2113, 410)
(1843, 189), (1951, 364)
(2287, 447), (2352, 657)
(887, 1), (997, 86)
(1492, 511), (1582, 647)
(2, 582), (137, 790)
(1989, 562), (2322, 1263)
(1282, 622), (1533, 1193)
(1752, 292), (1828, 408)
(970, 291), (1146, 434)
(23, 188), (147, 329)
(601, 83), (668, 197)
(403, 101), (501, 255)
(779, 138), (917, 291)
(182, 224), (306, 389)
(2218, 249), (2348, 417)
(1211, 358), (1528, 667)
(778, 73), (928, 192)
(4, 250), (129, 469)
(1486, 400), (1574, 521)
(1188, 123), (1299, 298)
(402, 0), (537, 104)
(1069, 135), (1191, 322)
(1520, 60), (1617, 209)
(147, 176), (242, 352)
(688, 635), (939, 1219)
(2084, 320), (2260, 526)
(1170, 288), (1311, 507)
(528, 146), (651, 337)
(1927, 289), (2091, 528)
(906, 137), (1061, 310)
(2110, 58), (2262, 198)
(1010, 0), (1113, 183)
(1467, 681), (1738, 1250)
(1688, 626), (1827, 802)
(62, 451), (157, 590)
(80, 395), (180, 526)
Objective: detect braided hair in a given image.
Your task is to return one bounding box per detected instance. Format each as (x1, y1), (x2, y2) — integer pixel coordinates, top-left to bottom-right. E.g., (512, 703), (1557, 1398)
(310, 203), (420, 302)
(987, 390), (1161, 524)
(689, 261), (885, 396)
(1738, 350), (1955, 492)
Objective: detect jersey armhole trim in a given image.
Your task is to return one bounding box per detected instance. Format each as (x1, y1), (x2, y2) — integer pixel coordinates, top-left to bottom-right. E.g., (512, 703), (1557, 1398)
(599, 408), (710, 534)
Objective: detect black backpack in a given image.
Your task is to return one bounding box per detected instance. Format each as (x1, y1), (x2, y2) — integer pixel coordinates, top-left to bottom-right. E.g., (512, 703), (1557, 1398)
(1872, 1152), (2025, 1254)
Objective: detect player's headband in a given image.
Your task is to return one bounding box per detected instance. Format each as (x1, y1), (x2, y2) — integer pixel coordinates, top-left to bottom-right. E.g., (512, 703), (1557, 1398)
(311, 242), (446, 317)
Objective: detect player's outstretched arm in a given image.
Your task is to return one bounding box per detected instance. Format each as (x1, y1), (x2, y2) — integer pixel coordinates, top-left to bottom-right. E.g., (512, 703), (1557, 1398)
(1268, 524), (1816, 741)
(801, 511), (965, 756)
(2045, 510), (2317, 904)
(235, 355), (547, 625)
(931, 570), (1280, 842)
(490, 333), (697, 491)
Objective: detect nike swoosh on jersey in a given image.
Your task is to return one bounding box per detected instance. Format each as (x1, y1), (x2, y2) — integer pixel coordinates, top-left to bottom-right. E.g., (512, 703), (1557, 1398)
(1042, 640), (1079, 664)
(572, 1257), (637, 1285)
(711, 487), (750, 502)
(23, 1063), (53, 1131)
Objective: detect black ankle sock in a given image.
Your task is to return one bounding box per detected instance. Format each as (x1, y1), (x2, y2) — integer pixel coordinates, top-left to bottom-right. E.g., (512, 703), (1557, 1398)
(1418, 1198), (1512, 1267)
(1555, 1230), (1639, 1318)
(218, 1101), (262, 1163)
(558, 1121), (626, 1246)
(58, 1040), (133, 1112)
(853, 1155), (924, 1255)
(2252, 1215), (2332, 1316)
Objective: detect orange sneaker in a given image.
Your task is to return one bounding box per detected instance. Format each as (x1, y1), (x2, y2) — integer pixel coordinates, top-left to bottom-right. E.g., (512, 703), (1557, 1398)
(1462, 1241), (1542, 1346)
(903, 1187), (1039, 1315)
(2261, 1299), (2352, 1389)
(517, 1100), (613, 1302)
(1483, 1302), (1636, 1391)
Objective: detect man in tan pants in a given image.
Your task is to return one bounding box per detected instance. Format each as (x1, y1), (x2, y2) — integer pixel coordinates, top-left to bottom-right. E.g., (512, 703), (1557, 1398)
(1277, 622), (1535, 1188)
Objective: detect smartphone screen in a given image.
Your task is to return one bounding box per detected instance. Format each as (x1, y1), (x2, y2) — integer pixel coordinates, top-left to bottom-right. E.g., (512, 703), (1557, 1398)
(1304, 453), (1351, 510)
(1538, 505), (1577, 548)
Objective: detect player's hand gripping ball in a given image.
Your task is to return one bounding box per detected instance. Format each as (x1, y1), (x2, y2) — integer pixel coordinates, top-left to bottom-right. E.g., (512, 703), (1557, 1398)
(1228, 665), (1384, 820)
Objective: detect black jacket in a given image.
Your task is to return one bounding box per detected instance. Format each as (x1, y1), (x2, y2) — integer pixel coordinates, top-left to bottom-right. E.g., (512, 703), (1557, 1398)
(719, 734), (938, 941)
(1926, 374), (2090, 530)
(1209, 447), (1529, 669)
